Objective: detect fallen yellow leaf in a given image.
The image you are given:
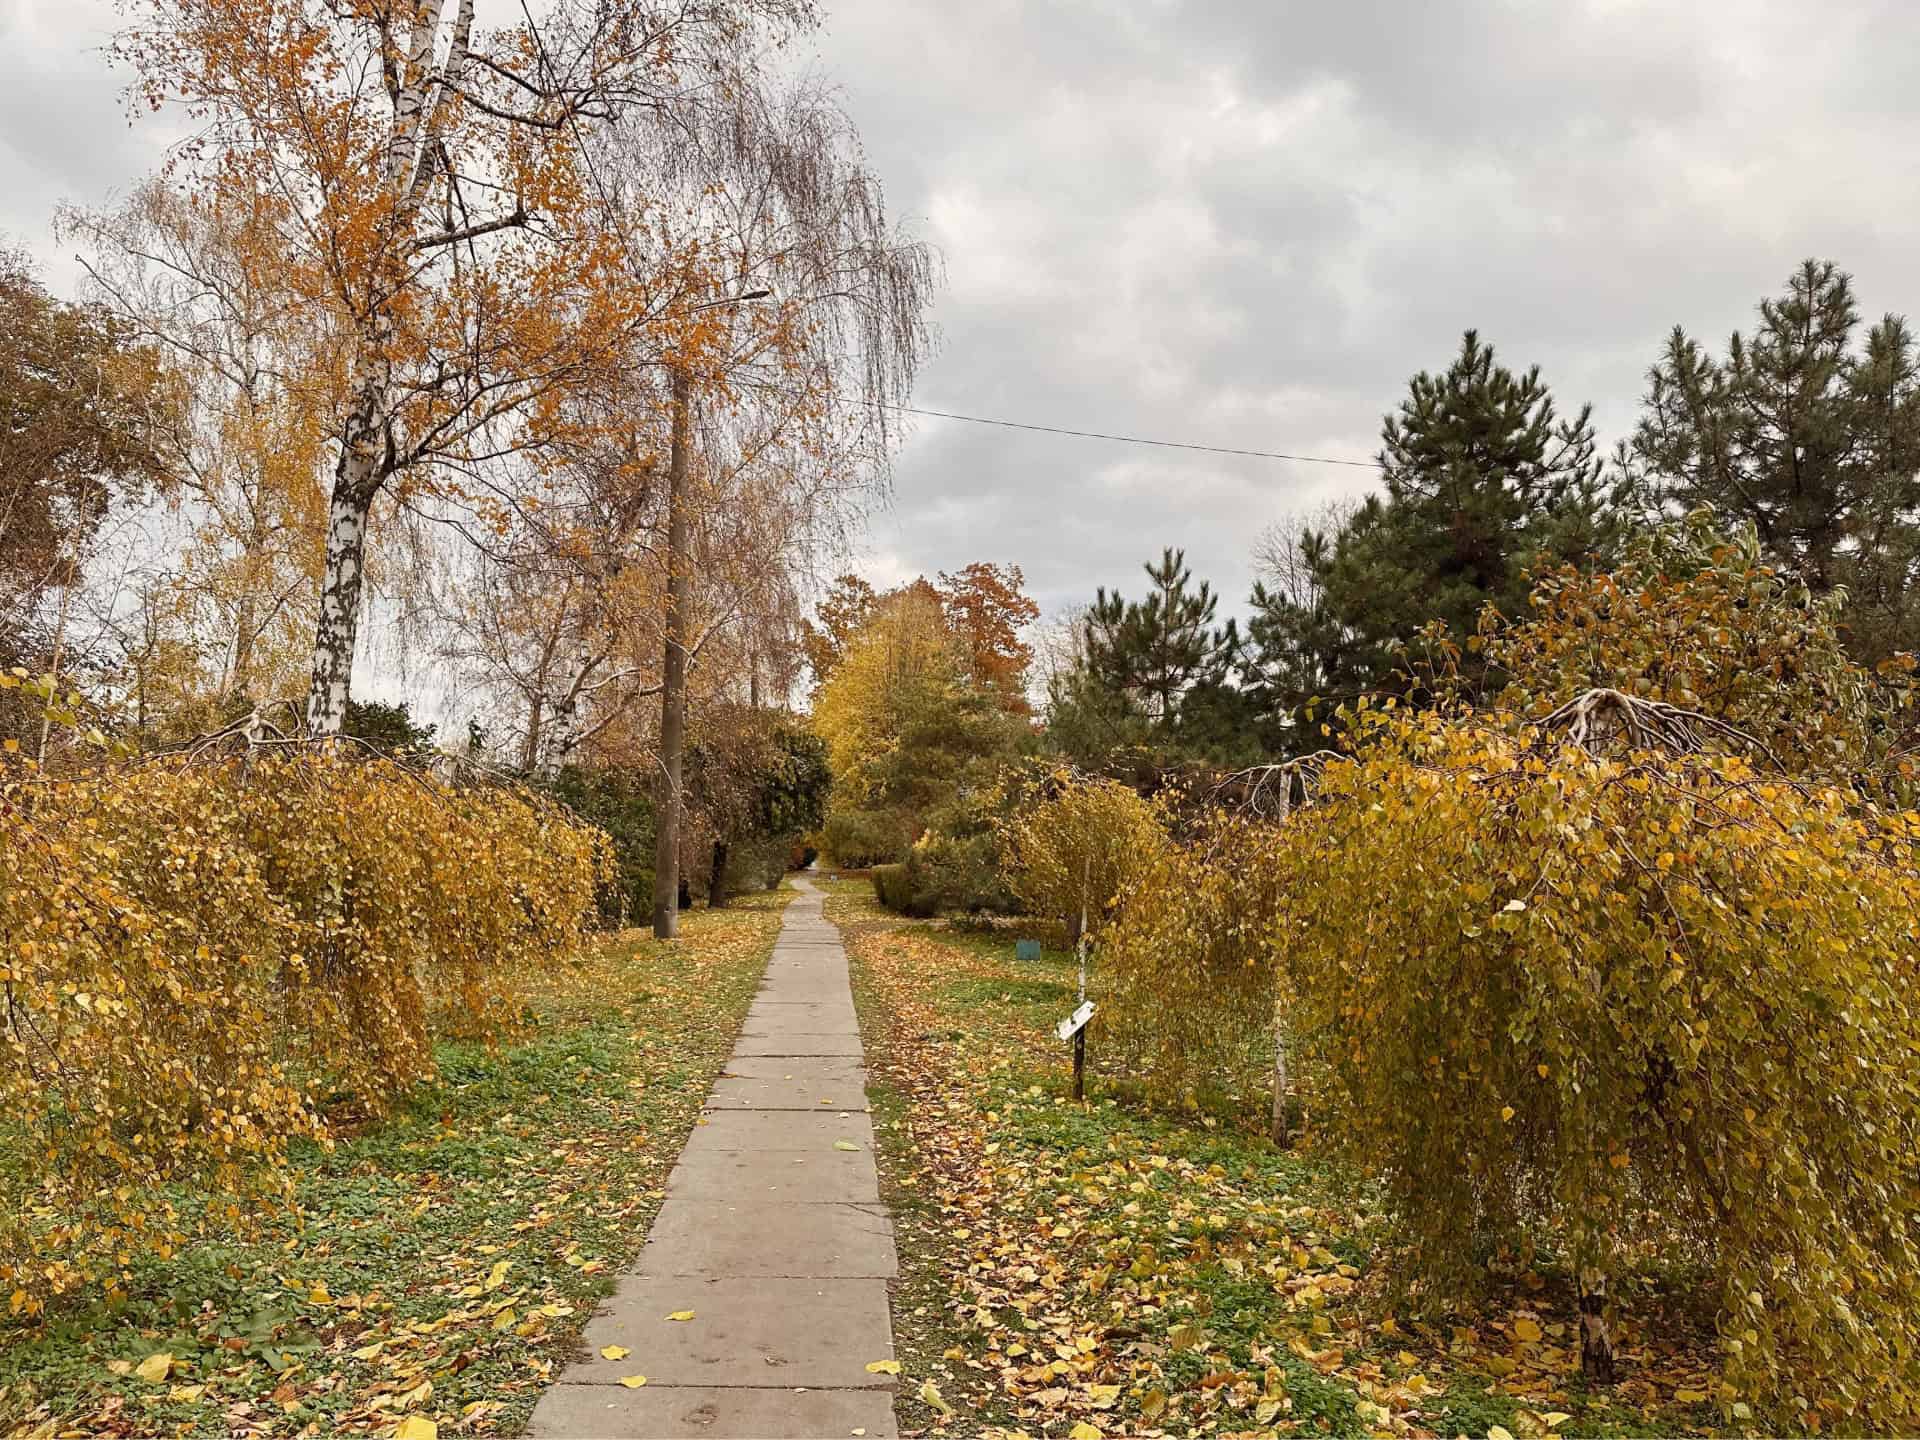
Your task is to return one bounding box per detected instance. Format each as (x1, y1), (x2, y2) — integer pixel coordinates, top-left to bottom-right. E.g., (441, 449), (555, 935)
(309, 1282), (332, 1304)
(619, 1375), (647, 1389)
(1070, 1425), (1102, 1440)
(600, 1345), (630, 1360)
(864, 1359), (901, 1374)
(1488, 1428), (1515, 1440)
(666, 1310), (695, 1322)
(134, 1352), (173, 1383)
(1512, 1317), (1542, 1343)
(919, 1379), (954, 1417)
(833, 1140), (861, 1151)
(395, 1419), (438, 1440)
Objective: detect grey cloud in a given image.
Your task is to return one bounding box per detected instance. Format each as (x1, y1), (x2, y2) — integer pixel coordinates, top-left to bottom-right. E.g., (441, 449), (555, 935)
(807, 0), (1920, 620)
(5, 0), (1916, 626)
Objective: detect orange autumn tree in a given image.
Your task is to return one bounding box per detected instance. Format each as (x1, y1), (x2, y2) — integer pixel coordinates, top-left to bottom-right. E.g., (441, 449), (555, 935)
(940, 560), (1040, 710)
(117, 0), (815, 732)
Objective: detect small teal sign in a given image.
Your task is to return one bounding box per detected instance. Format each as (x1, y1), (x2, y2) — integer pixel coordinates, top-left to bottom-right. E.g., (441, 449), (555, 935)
(1015, 938), (1042, 962)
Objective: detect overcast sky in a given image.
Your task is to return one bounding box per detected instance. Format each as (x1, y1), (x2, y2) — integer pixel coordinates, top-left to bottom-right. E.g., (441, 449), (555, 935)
(6, 0), (1918, 624)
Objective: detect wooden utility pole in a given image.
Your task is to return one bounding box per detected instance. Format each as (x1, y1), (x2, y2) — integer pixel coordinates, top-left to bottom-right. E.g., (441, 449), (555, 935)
(651, 364), (693, 939)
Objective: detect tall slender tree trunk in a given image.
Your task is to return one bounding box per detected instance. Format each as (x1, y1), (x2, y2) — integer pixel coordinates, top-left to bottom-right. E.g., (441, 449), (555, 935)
(708, 840), (728, 909)
(306, 361), (387, 734)
(228, 477), (271, 702)
(521, 694), (545, 774)
(652, 366), (693, 939)
(306, 480), (374, 733)
(301, 0), (454, 734)
(36, 568), (73, 763)
(1271, 1018), (1291, 1146)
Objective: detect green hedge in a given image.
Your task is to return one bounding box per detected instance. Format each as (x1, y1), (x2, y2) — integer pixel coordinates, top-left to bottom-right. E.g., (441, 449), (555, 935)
(825, 808), (914, 867)
(871, 861), (937, 917)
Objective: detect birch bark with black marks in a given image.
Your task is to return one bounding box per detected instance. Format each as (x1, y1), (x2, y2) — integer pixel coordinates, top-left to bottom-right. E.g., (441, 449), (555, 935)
(1270, 1020), (1291, 1145)
(1578, 1265), (1616, 1382)
(306, 0), (470, 733)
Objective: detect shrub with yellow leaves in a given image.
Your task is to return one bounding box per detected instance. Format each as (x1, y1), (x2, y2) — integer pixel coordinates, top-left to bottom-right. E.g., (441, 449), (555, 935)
(1064, 518), (1920, 1424)
(1277, 708), (1920, 1427)
(1095, 811), (1292, 1124)
(1479, 513), (1917, 784)
(0, 747), (610, 1314)
(997, 770), (1169, 943)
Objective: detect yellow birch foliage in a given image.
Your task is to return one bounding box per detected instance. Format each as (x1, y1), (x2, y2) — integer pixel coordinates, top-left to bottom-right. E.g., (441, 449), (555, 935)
(1095, 811), (1290, 1108)
(1482, 515), (1914, 781)
(1278, 711), (1920, 1428)
(810, 586), (959, 809)
(997, 771), (1169, 943)
(0, 748), (609, 1314)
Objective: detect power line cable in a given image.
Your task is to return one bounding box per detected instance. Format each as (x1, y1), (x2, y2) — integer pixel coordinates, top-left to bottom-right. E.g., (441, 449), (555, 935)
(507, 24), (1376, 477)
(875, 400), (1383, 469)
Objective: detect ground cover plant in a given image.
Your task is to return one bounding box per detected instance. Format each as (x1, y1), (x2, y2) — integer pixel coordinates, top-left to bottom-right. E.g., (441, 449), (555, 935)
(0, 891), (790, 1438)
(824, 878), (1726, 1440)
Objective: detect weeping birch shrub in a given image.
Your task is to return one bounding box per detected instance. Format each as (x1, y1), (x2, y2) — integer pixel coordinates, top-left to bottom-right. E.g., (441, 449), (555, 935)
(1277, 709), (1920, 1428)
(1094, 813), (1290, 1122)
(0, 743), (610, 1314)
(997, 771), (1170, 942)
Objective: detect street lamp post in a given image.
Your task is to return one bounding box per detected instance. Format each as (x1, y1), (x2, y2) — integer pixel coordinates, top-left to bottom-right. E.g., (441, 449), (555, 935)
(651, 288), (771, 941)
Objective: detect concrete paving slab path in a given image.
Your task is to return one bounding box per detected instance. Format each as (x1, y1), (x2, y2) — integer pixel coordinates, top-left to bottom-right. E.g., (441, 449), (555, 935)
(529, 878), (898, 1440)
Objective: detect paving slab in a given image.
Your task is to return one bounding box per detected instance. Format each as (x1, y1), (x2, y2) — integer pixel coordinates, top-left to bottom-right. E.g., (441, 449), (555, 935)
(635, 1199), (894, 1278)
(732, 1031), (866, 1057)
(680, 1108), (875, 1155)
(528, 877), (896, 1438)
(745, 1000), (862, 1032)
(528, 1383), (897, 1439)
(711, 1053), (869, 1082)
(744, 1004), (862, 1036)
(707, 1063), (870, 1112)
(567, 1277), (894, 1388)
(665, 1147), (881, 1203)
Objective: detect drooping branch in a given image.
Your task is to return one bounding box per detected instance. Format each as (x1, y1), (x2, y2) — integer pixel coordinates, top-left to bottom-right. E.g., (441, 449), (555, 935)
(1210, 751), (1341, 821)
(1537, 687), (1784, 770)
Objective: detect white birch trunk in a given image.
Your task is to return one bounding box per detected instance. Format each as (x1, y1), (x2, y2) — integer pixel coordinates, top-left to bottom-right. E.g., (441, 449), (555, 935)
(303, 0), (470, 732)
(305, 457), (376, 733)
(1578, 1264), (1616, 1382)
(1271, 1018), (1291, 1145)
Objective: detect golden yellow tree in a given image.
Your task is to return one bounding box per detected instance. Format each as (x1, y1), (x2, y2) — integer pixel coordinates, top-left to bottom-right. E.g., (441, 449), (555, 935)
(66, 183), (332, 731)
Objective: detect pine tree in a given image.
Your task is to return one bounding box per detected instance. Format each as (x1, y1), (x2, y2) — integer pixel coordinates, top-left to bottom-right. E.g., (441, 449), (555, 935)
(1248, 331), (1626, 725)
(1630, 259), (1920, 661)
(1084, 548), (1238, 725)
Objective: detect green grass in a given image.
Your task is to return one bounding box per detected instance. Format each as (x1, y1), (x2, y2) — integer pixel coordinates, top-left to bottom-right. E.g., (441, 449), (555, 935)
(0, 891), (791, 1438)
